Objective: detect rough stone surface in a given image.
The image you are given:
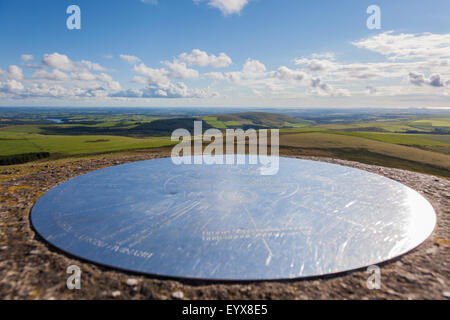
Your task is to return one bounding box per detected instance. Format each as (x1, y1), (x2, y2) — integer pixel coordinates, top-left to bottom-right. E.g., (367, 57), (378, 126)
(0, 151), (448, 300)
(171, 291), (185, 300)
(126, 279), (139, 287)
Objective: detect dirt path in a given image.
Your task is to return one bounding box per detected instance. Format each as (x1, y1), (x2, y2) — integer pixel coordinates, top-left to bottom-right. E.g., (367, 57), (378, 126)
(0, 151), (448, 299)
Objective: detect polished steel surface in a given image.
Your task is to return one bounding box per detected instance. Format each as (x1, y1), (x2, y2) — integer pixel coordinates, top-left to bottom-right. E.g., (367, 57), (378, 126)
(31, 156), (436, 280)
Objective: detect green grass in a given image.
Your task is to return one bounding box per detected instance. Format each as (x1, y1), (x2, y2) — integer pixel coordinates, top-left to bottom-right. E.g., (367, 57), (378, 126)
(327, 131), (450, 154)
(279, 131), (450, 170)
(203, 117), (228, 129)
(0, 133), (176, 156)
(224, 121), (242, 126)
(409, 118), (450, 128)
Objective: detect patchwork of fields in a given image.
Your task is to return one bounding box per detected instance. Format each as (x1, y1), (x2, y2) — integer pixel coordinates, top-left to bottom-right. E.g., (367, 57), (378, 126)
(0, 110), (449, 178)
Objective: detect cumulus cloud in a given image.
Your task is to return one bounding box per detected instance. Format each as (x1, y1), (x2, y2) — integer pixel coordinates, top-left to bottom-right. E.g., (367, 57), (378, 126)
(42, 53), (74, 71)
(69, 70), (121, 90)
(196, 0), (249, 16)
(126, 61), (214, 99)
(213, 59), (267, 84)
(143, 82), (191, 98)
(242, 59), (266, 75)
(130, 76), (148, 84)
(133, 63), (171, 86)
(32, 69), (69, 81)
(70, 70), (97, 81)
(295, 58), (335, 73)
(179, 49), (232, 68)
(81, 60), (107, 71)
(96, 73), (121, 90)
(120, 54), (141, 64)
(408, 72), (448, 88)
(110, 88), (143, 98)
(112, 81), (215, 99)
(366, 85), (377, 95)
(310, 78), (350, 97)
(0, 80), (24, 94)
(1, 65), (24, 80)
(144, 0), (249, 16)
(6, 31), (450, 102)
(273, 66), (307, 82)
(114, 56), (221, 99)
(41, 53), (107, 73)
(429, 74), (446, 87)
(0, 52), (122, 99)
(163, 60), (199, 79)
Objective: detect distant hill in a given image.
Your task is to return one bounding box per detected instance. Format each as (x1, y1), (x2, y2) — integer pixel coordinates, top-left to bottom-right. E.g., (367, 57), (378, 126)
(203, 112), (314, 129)
(40, 118), (213, 137)
(39, 112), (313, 137)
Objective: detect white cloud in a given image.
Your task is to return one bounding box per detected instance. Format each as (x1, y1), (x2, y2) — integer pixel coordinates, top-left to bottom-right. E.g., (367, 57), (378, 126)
(199, 0), (249, 16)
(133, 63), (171, 86)
(117, 60), (213, 99)
(96, 73), (121, 90)
(224, 71), (242, 83)
(71, 70), (97, 81)
(204, 72), (225, 80)
(163, 60), (199, 79)
(42, 53), (74, 71)
(0, 80), (24, 94)
(32, 69), (69, 81)
(409, 72), (448, 88)
(215, 59), (267, 84)
(311, 52), (335, 60)
(112, 81), (215, 99)
(120, 54), (141, 64)
(3, 65), (24, 80)
(5, 31), (450, 104)
(366, 85), (377, 95)
(273, 66), (307, 82)
(310, 78), (350, 96)
(21, 54), (34, 61)
(24, 63), (44, 70)
(179, 49), (232, 68)
(131, 76), (148, 84)
(352, 31), (450, 60)
(295, 58), (335, 73)
(144, 0), (248, 16)
(81, 60), (107, 71)
(242, 59), (266, 75)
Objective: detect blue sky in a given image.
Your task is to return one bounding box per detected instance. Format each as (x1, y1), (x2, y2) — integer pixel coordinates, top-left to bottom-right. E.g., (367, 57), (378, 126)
(0, 0), (449, 108)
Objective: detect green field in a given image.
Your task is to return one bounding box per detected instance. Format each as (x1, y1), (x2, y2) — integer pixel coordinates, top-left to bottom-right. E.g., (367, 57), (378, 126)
(0, 129), (176, 156)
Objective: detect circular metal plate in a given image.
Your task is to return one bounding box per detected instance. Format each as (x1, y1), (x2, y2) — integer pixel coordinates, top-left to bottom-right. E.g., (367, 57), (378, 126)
(31, 157), (436, 280)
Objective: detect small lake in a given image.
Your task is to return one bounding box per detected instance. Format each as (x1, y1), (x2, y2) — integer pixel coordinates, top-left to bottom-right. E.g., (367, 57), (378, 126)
(46, 118), (65, 124)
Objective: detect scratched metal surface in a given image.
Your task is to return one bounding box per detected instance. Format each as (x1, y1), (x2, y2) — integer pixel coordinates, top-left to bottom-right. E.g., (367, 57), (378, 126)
(31, 156), (436, 280)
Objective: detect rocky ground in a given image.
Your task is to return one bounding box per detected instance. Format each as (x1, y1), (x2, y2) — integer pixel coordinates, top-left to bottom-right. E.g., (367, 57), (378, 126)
(0, 149), (448, 300)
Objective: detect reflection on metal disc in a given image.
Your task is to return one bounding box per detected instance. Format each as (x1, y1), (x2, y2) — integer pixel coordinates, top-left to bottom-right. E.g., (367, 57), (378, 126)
(31, 156), (436, 280)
